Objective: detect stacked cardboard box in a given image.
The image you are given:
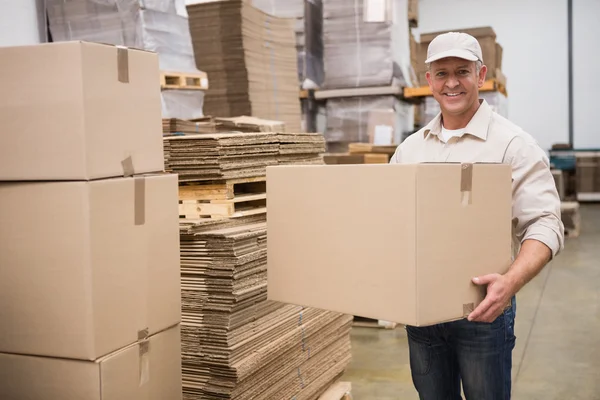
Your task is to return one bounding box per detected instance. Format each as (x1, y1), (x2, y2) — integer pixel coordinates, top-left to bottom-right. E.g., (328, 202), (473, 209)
(0, 42), (181, 399)
(250, 0), (324, 88)
(576, 152), (600, 201)
(277, 132), (326, 165)
(416, 26), (503, 87)
(187, 0), (303, 132)
(46, 0), (206, 119)
(179, 217), (353, 400)
(322, 0), (412, 89)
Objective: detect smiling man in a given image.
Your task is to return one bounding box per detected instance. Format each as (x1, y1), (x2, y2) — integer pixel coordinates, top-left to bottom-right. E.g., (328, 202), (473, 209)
(390, 32), (564, 399)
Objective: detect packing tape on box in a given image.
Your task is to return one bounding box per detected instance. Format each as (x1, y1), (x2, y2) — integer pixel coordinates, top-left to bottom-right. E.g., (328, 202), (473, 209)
(138, 327), (149, 341)
(117, 46), (129, 83)
(134, 177), (146, 226)
(460, 163), (473, 206)
(121, 156), (135, 177)
(139, 340), (150, 387)
(463, 302), (474, 317)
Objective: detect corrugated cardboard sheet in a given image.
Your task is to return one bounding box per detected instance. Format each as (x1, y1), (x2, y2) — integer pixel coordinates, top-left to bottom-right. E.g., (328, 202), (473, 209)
(187, 0), (303, 132)
(163, 132), (325, 181)
(180, 216), (352, 399)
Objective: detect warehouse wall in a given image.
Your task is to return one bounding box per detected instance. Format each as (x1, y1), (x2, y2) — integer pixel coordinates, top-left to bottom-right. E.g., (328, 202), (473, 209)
(417, 0), (570, 152)
(573, 0), (600, 149)
(0, 0), (46, 46)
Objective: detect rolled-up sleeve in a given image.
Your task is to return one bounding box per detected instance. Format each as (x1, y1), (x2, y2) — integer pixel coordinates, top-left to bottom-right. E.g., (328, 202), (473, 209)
(504, 136), (565, 257)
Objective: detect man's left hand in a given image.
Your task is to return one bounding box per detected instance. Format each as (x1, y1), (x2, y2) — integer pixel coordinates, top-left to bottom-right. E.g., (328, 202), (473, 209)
(467, 273), (516, 323)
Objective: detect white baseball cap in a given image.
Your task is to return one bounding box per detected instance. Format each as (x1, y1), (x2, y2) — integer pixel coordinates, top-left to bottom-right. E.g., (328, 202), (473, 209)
(425, 32), (483, 64)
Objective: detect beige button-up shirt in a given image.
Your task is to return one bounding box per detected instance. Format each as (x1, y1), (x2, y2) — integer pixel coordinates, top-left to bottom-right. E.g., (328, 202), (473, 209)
(390, 99), (564, 258)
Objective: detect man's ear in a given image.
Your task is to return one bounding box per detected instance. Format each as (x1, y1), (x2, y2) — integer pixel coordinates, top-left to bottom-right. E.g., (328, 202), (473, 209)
(426, 71), (432, 89)
(478, 65), (488, 87)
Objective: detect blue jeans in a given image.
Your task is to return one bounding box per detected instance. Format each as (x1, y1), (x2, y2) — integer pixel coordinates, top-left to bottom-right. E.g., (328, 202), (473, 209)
(406, 300), (516, 400)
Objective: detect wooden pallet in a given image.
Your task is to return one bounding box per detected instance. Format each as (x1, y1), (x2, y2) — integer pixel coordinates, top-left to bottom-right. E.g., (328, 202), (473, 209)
(179, 177), (266, 219)
(348, 143), (397, 155)
(160, 70), (209, 90)
(318, 382), (352, 400)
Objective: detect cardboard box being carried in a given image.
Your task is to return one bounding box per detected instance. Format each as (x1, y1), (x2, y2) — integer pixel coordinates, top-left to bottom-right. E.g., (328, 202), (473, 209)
(0, 174), (180, 360)
(267, 163), (512, 327)
(0, 41), (164, 180)
(0, 324), (182, 400)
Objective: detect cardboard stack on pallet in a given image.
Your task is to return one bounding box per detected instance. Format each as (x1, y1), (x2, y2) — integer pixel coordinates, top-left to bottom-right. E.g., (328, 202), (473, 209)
(46, 0), (207, 119)
(320, 0), (414, 151)
(168, 118), (352, 398)
(250, 0), (324, 89)
(180, 217), (353, 400)
(0, 42), (181, 399)
(187, 0), (303, 132)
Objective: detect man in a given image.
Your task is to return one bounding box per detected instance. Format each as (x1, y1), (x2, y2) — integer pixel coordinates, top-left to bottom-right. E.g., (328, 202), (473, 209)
(390, 32), (564, 399)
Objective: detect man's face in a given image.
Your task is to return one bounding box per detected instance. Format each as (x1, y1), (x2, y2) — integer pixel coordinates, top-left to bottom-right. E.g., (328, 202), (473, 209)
(426, 57), (487, 117)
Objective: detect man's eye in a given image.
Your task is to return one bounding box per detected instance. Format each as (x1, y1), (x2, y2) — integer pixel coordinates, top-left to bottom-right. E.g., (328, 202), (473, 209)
(459, 70), (469, 75)
(436, 72), (446, 77)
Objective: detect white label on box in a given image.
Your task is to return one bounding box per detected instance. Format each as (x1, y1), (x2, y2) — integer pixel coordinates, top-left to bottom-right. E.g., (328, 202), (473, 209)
(201, 78), (208, 88)
(373, 125), (393, 145)
(364, 0), (388, 22)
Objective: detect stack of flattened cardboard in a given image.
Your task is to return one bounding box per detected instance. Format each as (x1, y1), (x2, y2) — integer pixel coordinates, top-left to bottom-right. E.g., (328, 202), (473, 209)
(187, 0), (303, 132)
(180, 217), (353, 400)
(0, 42), (181, 399)
(163, 117), (218, 136)
(215, 116), (286, 133)
(250, 0), (324, 88)
(164, 133), (280, 182)
(278, 132), (326, 165)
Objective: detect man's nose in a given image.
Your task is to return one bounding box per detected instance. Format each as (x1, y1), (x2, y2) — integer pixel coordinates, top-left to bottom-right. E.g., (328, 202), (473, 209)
(445, 75), (459, 89)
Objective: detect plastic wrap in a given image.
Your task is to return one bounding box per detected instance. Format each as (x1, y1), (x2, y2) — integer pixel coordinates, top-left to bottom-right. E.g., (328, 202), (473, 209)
(46, 0), (195, 71)
(325, 95), (414, 151)
(161, 90), (205, 120)
(322, 0), (411, 89)
(420, 92), (509, 126)
(251, 0), (324, 88)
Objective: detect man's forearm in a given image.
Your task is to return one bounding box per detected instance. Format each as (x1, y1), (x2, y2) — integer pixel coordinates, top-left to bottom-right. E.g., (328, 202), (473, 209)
(505, 239), (552, 292)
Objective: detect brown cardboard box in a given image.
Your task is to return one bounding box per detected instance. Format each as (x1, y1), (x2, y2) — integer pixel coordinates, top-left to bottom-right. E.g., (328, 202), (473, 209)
(0, 324), (182, 400)
(266, 163), (512, 326)
(323, 154), (366, 165)
(0, 174), (180, 360)
(0, 41), (164, 180)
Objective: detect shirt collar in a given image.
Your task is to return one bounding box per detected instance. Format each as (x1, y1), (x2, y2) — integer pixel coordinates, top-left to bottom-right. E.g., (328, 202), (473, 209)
(423, 99), (492, 141)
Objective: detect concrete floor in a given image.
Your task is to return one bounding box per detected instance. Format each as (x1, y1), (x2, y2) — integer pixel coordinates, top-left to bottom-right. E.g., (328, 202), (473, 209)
(342, 204), (600, 400)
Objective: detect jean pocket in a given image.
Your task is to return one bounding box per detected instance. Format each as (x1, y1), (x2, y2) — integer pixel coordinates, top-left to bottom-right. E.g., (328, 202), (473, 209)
(504, 307), (516, 342)
(406, 327), (432, 376)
